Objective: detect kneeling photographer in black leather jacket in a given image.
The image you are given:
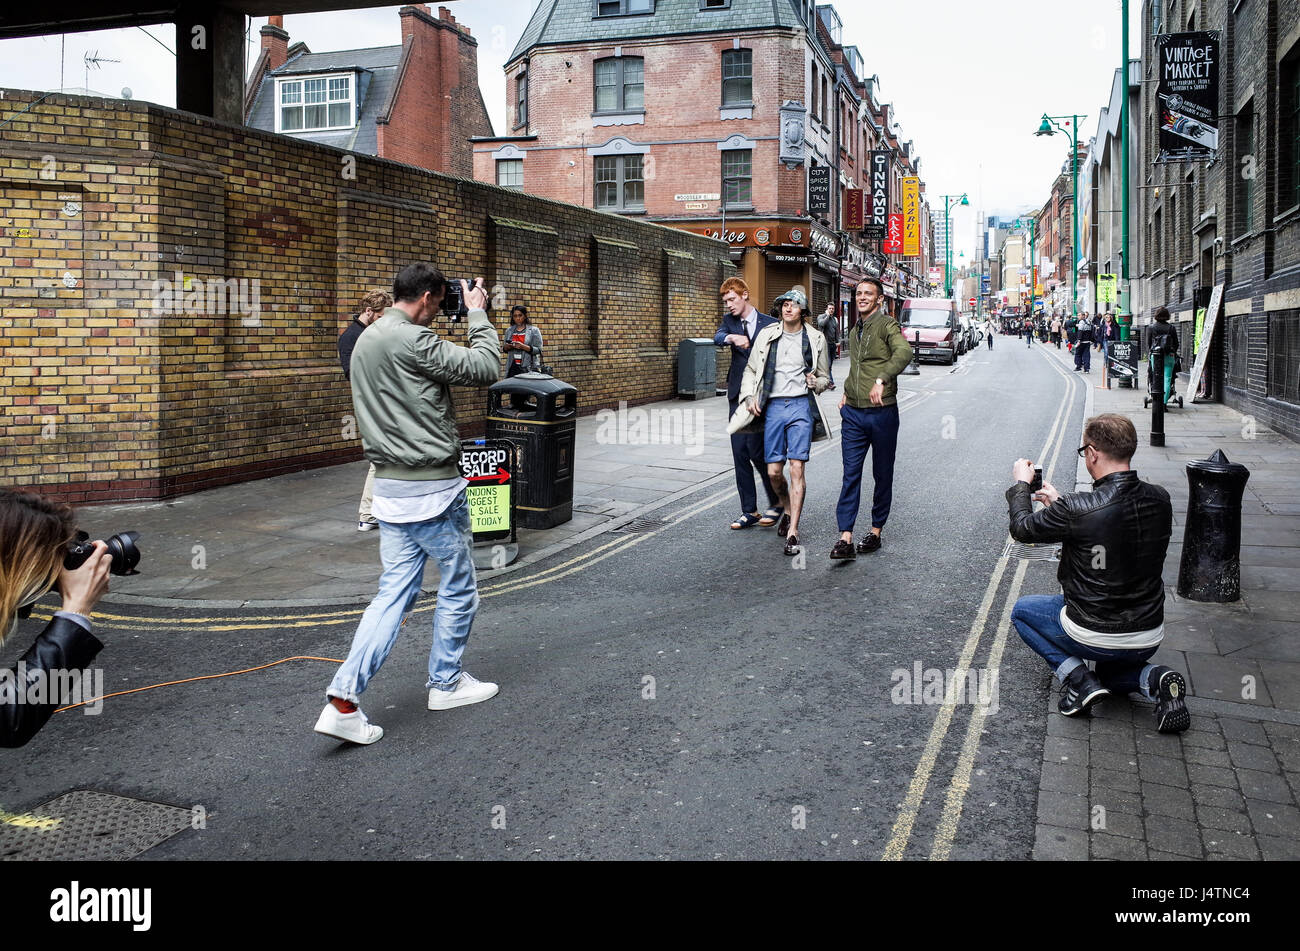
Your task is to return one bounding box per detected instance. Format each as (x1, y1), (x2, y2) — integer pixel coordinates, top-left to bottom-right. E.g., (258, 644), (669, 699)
(0, 490), (112, 747)
(1005, 415), (1190, 733)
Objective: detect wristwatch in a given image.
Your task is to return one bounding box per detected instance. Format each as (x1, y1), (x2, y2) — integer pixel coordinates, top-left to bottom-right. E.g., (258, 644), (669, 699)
(875, 378), (884, 386)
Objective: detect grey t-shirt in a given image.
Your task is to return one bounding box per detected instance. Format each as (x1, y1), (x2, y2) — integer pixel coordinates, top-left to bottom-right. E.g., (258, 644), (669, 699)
(771, 329), (807, 398)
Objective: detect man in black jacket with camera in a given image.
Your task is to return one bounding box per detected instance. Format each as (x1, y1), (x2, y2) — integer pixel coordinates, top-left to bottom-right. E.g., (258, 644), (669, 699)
(1007, 414), (1189, 732)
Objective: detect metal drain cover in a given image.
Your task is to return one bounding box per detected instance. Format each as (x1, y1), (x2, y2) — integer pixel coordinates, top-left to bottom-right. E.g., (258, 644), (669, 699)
(615, 515), (670, 534)
(1, 790), (193, 861)
(1005, 540), (1062, 561)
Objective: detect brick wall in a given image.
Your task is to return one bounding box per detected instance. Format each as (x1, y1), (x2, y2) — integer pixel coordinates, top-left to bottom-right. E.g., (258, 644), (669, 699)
(0, 90), (731, 504)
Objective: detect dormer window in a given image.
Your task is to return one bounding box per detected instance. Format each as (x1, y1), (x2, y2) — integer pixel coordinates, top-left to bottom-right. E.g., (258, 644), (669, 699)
(594, 0), (653, 16)
(277, 74), (354, 132)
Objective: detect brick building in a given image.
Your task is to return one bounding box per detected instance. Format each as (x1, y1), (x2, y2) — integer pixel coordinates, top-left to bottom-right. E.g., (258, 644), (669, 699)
(1136, 0), (1300, 440)
(0, 90), (731, 504)
(472, 0), (933, 324)
(244, 5), (492, 177)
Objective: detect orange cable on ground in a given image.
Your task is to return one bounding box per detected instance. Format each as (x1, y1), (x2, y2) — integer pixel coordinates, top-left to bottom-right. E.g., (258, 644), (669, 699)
(53, 655), (343, 713)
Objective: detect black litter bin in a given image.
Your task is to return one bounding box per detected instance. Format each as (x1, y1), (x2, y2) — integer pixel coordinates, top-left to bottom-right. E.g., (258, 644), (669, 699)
(486, 372), (577, 529)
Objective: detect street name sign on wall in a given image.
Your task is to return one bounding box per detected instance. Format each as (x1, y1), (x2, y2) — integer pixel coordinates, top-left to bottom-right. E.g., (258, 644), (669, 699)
(458, 440), (515, 542)
(808, 166), (831, 216)
(1185, 282), (1224, 403)
(1156, 31), (1221, 162)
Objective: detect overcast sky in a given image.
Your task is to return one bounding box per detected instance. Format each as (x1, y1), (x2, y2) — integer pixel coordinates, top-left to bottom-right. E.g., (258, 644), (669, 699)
(0, 0), (1142, 261)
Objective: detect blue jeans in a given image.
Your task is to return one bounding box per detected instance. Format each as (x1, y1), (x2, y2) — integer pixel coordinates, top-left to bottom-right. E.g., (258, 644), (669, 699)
(836, 402), (899, 532)
(1011, 594), (1158, 696)
(327, 491), (479, 702)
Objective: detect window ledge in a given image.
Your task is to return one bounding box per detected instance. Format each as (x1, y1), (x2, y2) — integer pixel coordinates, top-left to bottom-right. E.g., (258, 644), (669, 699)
(596, 207), (647, 216)
(1273, 204), (1300, 227)
(1230, 231), (1256, 249)
(592, 111), (646, 126)
(722, 204), (754, 213)
(720, 105), (753, 120)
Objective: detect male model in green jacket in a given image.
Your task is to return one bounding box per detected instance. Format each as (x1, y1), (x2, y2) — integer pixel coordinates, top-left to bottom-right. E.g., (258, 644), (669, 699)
(316, 263), (500, 745)
(829, 277), (914, 561)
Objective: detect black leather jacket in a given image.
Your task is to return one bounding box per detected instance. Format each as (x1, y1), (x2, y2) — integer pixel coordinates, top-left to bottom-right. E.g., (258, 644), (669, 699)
(1006, 470), (1172, 634)
(1, 614), (103, 748)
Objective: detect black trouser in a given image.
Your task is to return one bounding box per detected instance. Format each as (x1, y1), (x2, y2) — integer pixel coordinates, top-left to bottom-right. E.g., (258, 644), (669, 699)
(729, 399), (778, 514)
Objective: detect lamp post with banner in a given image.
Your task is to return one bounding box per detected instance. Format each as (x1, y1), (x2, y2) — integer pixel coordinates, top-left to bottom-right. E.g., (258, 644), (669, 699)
(1034, 113), (1086, 316)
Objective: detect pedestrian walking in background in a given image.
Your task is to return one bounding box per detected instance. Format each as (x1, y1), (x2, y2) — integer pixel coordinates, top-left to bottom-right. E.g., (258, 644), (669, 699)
(1148, 307), (1181, 405)
(984, 315), (994, 350)
(504, 305), (543, 377)
(339, 289), (393, 532)
(1097, 312), (1118, 365)
(315, 265), (501, 746)
(830, 277), (912, 561)
(818, 301), (840, 389)
(1075, 312), (1094, 373)
(1024, 315), (1035, 347)
(1006, 414), (1186, 731)
(733, 288), (831, 557)
(1050, 314), (1062, 348)
(1065, 315), (1078, 352)
(715, 277), (780, 531)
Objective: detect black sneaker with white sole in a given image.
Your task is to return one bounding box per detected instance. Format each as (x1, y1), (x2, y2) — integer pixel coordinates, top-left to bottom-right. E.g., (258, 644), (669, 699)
(1150, 667), (1191, 733)
(1059, 666), (1110, 717)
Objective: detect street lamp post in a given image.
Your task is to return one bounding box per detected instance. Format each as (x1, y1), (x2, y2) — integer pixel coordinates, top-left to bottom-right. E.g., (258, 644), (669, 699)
(1035, 113), (1086, 316)
(940, 192), (968, 298)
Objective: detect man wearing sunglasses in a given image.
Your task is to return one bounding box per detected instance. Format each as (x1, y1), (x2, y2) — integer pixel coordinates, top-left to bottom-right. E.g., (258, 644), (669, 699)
(1006, 414), (1188, 732)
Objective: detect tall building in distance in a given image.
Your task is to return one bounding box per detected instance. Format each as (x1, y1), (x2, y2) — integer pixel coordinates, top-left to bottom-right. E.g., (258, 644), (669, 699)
(472, 0), (934, 317)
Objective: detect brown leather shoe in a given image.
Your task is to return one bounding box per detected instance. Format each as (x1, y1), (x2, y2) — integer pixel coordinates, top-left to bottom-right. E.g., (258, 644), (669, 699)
(783, 535), (800, 556)
(829, 539), (856, 560)
(857, 532), (882, 554)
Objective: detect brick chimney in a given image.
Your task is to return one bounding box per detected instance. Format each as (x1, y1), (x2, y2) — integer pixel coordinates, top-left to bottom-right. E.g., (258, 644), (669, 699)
(382, 5), (492, 175)
(260, 15), (289, 71)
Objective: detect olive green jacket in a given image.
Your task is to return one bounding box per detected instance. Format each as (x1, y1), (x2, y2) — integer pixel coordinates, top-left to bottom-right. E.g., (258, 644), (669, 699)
(844, 305), (914, 407)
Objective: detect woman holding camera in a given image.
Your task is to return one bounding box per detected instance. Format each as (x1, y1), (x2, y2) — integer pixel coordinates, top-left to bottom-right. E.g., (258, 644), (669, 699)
(0, 490), (112, 747)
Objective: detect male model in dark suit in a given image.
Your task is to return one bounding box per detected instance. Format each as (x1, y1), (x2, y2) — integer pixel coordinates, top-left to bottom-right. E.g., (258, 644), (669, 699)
(715, 277), (780, 530)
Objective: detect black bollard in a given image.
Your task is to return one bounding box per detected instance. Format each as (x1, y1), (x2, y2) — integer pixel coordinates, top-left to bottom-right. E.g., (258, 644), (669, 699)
(1150, 348), (1165, 447)
(1177, 449), (1251, 602)
(902, 329), (921, 375)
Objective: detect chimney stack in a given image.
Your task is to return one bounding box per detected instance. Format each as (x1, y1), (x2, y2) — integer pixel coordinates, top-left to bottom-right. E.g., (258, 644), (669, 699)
(260, 15), (289, 71)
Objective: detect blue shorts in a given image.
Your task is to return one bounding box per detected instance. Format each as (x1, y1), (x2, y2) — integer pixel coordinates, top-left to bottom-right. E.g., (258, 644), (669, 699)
(763, 395), (813, 463)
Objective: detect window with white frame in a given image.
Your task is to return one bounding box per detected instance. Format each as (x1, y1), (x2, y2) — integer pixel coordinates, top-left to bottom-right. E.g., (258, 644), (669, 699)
(497, 159), (523, 190)
(594, 0), (652, 16)
(594, 56), (644, 113)
(722, 148), (752, 208)
(277, 74), (354, 132)
(721, 49), (752, 106)
(594, 154), (644, 210)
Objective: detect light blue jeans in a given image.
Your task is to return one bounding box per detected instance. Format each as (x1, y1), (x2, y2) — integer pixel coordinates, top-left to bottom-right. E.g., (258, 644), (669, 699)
(327, 491), (479, 702)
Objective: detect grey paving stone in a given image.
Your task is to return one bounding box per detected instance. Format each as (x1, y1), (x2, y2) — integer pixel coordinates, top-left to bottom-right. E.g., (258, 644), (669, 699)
(1092, 748), (1139, 773)
(1245, 800), (1300, 838)
(1092, 767), (1142, 794)
(1191, 783), (1247, 810)
(1219, 718), (1269, 745)
(1090, 715), (1135, 736)
(1184, 746), (1232, 768)
(1227, 740), (1281, 773)
(1043, 735), (1089, 767)
(1236, 768), (1295, 804)
(1257, 834), (1300, 861)
(1047, 713), (1091, 739)
(1135, 729), (1183, 756)
(1092, 700), (1136, 723)
(1187, 763), (1239, 788)
(1138, 752), (1190, 787)
(1040, 761), (1088, 794)
(1263, 721), (1300, 745)
(1144, 815), (1204, 857)
(1091, 832), (1149, 860)
(1147, 849), (1188, 860)
(1033, 824), (1089, 861)
(1094, 808), (1144, 840)
(1142, 782), (1197, 821)
(1194, 804), (1253, 835)
(1089, 730), (1138, 755)
(1182, 723), (1226, 748)
(1037, 789), (1089, 828)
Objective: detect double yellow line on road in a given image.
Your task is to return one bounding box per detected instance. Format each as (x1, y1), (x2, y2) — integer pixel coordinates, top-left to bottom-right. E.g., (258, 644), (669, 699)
(881, 346), (1081, 860)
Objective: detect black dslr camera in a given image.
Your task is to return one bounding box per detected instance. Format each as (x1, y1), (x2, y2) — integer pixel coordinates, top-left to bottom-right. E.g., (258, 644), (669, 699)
(15, 530), (141, 620)
(441, 278), (489, 321)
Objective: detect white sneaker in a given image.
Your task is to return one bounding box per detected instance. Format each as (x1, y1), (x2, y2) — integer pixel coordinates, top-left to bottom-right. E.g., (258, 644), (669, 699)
(314, 703), (384, 744)
(358, 520), (378, 532)
(427, 671), (499, 710)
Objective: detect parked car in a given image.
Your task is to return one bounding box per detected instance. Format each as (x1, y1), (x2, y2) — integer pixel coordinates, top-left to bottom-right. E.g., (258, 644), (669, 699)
(898, 298), (959, 365)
